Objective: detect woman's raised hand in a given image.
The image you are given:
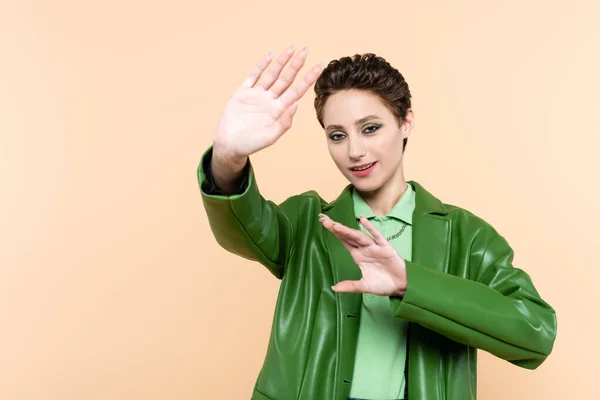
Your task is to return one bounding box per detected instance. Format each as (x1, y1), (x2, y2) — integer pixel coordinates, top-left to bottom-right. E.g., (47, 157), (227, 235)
(213, 45), (324, 162)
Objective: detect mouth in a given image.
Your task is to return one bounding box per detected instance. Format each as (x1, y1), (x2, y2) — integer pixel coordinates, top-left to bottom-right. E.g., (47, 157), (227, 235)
(349, 162), (377, 177)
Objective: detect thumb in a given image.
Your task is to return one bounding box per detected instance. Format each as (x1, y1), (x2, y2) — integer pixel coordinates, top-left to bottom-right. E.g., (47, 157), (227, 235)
(331, 280), (363, 293)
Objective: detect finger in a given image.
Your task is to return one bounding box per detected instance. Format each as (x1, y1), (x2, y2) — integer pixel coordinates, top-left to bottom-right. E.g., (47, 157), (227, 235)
(319, 214), (362, 246)
(241, 52), (274, 88)
(319, 217), (360, 247)
(332, 279), (366, 293)
(319, 214), (372, 247)
(273, 101), (299, 137)
(268, 47), (308, 97)
(335, 233), (359, 253)
(358, 215), (387, 245)
(323, 215), (373, 246)
(278, 63), (325, 112)
(255, 45), (296, 91)
(328, 227), (361, 248)
(332, 224), (365, 247)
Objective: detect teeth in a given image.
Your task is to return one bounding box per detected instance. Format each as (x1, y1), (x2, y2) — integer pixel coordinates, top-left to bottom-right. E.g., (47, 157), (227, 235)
(352, 163), (374, 171)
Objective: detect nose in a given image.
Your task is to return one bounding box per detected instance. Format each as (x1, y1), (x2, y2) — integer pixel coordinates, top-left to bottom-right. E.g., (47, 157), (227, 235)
(348, 136), (366, 160)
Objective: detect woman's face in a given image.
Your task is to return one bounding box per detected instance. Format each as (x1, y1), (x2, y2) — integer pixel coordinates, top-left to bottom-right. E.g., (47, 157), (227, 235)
(322, 89), (413, 193)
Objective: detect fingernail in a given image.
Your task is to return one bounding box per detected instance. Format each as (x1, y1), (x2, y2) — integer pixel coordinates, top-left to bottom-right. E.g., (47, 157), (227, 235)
(303, 46), (309, 53)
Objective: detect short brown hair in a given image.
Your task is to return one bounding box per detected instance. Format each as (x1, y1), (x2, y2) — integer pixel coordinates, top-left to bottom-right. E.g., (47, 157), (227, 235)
(313, 53), (412, 151)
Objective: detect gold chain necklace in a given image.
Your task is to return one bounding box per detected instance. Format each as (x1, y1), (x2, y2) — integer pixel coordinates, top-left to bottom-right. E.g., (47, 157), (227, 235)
(386, 222), (408, 241)
(359, 220), (408, 241)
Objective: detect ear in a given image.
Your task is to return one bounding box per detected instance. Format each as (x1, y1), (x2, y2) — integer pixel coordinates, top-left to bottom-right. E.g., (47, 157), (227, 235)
(401, 109), (415, 139)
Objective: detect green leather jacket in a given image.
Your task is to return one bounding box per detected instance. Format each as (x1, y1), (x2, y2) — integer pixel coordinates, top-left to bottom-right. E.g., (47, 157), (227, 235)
(198, 147), (557, 400)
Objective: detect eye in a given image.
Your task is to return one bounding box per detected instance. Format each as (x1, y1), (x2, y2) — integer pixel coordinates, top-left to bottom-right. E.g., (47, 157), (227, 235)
(363, 124), (382, 134)
(329, 133), (346, 141)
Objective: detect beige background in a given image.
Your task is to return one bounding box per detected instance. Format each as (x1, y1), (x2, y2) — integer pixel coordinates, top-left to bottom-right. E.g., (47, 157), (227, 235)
(1, 0), (598, 399)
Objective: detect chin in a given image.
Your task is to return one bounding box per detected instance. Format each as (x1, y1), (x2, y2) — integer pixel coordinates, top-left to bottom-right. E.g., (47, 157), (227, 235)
(347, 176), (382, 192)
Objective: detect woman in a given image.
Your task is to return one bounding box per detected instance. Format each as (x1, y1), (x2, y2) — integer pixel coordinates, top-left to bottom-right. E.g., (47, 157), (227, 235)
(197, 46), (557, 400)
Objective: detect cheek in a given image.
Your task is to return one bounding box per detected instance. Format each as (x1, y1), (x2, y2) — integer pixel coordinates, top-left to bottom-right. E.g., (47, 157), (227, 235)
(377, 132), (404, 158)
(327, 143), (345, 165)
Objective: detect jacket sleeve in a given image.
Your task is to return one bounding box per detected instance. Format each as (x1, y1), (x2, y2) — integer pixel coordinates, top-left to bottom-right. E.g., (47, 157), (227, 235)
(389, 228), (557, 370)
(197, 145), (297, 279)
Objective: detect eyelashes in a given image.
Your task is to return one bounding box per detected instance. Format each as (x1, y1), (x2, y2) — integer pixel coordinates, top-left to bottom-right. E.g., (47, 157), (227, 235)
(363, 123), (382, 134)
(328, 124), (382, 141)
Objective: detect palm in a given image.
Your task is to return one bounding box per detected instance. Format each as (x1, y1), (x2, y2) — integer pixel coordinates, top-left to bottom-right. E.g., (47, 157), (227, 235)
(213, 46), (323, 159)
(215, 87), (284, 156)
(349, 243), (404, 295)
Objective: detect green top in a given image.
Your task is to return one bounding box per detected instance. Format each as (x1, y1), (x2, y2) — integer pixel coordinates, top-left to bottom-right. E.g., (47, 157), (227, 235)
(349, 185), (416, 400)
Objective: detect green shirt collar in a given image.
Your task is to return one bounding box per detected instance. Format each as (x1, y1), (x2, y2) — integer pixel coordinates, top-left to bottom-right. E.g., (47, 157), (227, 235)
(352, 184), (415, 224)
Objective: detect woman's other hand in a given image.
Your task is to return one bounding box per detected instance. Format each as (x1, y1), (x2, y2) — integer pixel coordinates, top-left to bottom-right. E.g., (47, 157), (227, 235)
(213, 45), (324, 163)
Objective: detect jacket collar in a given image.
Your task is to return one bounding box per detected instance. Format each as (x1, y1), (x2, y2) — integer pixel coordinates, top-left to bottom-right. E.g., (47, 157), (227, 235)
(322, 180), (448, 217)
(351, 183), (415, 224)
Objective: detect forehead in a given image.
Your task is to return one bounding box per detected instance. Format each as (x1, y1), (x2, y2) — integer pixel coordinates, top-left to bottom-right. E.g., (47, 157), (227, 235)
(322, 89), (393, 124)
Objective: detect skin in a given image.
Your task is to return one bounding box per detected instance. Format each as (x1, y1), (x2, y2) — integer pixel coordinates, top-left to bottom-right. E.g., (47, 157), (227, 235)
(211, 45), (413, 296)
(322, 89), (414, 216)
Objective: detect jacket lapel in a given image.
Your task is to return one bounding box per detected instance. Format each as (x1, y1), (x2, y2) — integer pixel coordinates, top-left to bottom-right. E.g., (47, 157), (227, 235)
(322, 185), (363, 299)
(409, 181), (451, 273)
(406, 181), (452, 399)
(321, 185), (363, 397)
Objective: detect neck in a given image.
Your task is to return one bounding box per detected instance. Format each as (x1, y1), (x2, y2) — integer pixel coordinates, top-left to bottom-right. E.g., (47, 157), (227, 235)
(356, 169), (408, 216)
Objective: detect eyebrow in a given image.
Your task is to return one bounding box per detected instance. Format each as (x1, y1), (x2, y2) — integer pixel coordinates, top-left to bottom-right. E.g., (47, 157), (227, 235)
(325, 115), (382, 131)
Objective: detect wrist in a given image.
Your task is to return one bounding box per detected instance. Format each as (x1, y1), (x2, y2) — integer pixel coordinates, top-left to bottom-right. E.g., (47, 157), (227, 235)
(212, 143), (247, 172)
(392, 284), (407, 297)
(209, 142), (249, 195)
(393, 257), (408, 297)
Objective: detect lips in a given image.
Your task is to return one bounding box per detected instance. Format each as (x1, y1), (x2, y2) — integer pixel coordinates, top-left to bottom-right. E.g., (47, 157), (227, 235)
(350, 162), (376, 171)
(349, 161), (377, 177)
